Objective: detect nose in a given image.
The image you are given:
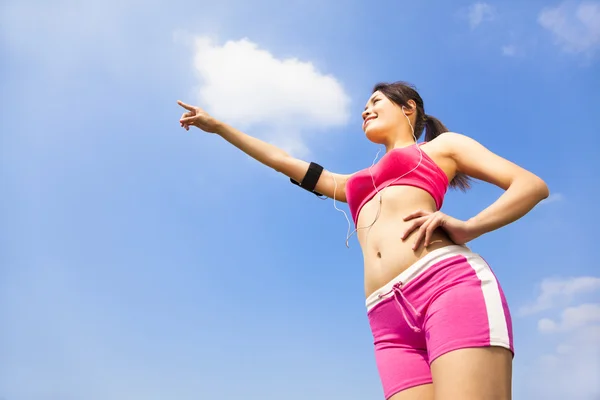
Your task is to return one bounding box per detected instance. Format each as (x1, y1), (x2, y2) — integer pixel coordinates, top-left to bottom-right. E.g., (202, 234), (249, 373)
(362, 109), (371, 120)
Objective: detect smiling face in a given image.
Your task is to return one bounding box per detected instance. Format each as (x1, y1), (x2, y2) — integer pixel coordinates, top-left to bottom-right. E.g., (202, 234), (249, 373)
(362, 91), (412, 145)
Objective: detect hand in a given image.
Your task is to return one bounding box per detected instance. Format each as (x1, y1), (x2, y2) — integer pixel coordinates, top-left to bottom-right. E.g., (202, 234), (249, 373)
(177, 100), (222, 133)
(401, 210), (479, 250)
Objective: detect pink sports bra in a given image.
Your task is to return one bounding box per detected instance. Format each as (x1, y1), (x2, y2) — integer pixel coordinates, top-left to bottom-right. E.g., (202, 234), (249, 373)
(345, 143), (449, 225)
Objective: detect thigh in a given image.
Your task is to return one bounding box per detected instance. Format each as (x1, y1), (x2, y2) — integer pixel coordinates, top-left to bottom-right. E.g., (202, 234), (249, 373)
(424, 253), (514, 399)
(389, 383), (434, 400)
(424, 254), (514, 362)
(375, 346), (433, 399)
(430, 347), (512, 400)
(369, 298), (433, 399)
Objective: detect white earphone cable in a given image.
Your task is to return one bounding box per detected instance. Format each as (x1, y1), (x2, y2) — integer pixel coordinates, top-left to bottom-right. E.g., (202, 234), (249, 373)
(331, 106), (424, 248)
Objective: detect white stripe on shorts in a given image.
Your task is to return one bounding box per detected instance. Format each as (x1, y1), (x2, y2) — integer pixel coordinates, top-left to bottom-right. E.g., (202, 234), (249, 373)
(464, 252), (511, 348)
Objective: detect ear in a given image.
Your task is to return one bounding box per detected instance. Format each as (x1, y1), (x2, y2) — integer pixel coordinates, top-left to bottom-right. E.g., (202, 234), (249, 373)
(404, 99), (417, 114)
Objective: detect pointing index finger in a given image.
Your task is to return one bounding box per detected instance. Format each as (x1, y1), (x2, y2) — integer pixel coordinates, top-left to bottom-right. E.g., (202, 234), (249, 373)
(177, 100), (195, 111)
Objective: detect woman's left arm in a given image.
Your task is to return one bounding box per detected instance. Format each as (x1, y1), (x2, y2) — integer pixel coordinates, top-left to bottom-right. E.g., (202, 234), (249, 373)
(403, 132), (549, 249)
(447, 132), (549, 237)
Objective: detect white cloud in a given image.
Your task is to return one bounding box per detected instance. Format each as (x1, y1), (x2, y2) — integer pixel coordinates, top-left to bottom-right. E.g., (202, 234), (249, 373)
(528, 325), (600, 399)
(539, 192), (565, 205)
(519, 276), (600, 315)
(538, 303), (600, 333)
(520, 276), (600, 399)
(537, 318), (558, 332)
(185, 36), (351, 156)
(538, 1), (600, 56)
(467, 3), (496, 29)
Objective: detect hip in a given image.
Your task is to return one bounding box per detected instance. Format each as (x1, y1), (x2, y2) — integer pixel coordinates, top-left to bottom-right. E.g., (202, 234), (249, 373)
(366, 245), (514, 354)
(366, 244), (501, 311)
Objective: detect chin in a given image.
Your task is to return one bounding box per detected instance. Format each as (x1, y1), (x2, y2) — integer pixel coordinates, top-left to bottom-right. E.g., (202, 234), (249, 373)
(365, 127), (387, 144)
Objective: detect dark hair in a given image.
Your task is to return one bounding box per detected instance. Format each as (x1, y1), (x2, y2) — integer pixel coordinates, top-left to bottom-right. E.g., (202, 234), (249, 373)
(373, 81), (470, 191)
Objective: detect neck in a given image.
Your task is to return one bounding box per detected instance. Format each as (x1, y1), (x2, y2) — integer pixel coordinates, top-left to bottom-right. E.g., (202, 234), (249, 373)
(383, 125), (416, 153)
(385, 138), (416, 153)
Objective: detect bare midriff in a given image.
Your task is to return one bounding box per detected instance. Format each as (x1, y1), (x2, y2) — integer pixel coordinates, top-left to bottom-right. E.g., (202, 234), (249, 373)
(357, 185), (455, 298)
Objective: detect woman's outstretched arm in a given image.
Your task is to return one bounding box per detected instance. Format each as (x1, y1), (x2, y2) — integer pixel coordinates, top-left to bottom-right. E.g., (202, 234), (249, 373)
(178, 100), (351, 202)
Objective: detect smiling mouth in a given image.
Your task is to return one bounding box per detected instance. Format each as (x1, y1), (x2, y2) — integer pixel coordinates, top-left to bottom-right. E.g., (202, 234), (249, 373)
(364, 116), (376, 128)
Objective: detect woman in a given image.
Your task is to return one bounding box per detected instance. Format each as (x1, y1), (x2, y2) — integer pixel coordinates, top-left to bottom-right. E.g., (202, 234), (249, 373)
(177, 81), (549, 400)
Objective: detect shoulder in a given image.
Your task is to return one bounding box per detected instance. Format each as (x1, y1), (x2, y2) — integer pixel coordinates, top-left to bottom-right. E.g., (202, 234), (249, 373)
(428, 132), (482, 156)
(432, 131), (472, 145)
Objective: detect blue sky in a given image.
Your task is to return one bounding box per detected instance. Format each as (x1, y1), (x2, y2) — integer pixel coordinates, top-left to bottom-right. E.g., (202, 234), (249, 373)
(1, 0), (600, 399)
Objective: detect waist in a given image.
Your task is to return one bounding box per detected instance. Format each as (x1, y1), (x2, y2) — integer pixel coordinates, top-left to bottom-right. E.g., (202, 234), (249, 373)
(357, 188), (456, 297)
(363, 237), (456, 298)
(365, 244), (473, 310)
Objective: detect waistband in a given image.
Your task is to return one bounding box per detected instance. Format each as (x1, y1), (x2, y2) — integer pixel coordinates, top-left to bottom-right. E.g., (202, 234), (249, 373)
(366, 244), (475, 312)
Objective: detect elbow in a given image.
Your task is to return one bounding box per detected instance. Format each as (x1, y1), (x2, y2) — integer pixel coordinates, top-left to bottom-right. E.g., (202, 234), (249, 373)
(530, 174), (550, 201)
(513, 172), (549, 203)
(540, 180), (550, 200)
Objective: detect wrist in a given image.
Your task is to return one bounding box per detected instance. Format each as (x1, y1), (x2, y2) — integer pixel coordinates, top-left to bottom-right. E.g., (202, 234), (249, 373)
(465, 217), (485, 240)
(213, 120), (227, 136)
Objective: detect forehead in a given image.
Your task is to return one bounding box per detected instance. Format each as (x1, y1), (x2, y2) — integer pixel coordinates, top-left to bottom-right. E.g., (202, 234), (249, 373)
(368, 91), (383, 102)
(364, 91), (383, 109)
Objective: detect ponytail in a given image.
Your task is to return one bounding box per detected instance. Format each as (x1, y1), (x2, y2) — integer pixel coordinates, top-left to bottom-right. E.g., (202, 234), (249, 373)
(423, 114), (447, 142)
(424, 114), (471, 191)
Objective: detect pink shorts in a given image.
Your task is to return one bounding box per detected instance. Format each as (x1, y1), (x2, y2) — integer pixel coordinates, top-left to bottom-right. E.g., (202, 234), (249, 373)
(366, 245), (514, 399)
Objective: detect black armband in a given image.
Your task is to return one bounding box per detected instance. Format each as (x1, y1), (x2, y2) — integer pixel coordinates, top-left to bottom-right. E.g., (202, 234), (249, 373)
(290, 162), (325, 197)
